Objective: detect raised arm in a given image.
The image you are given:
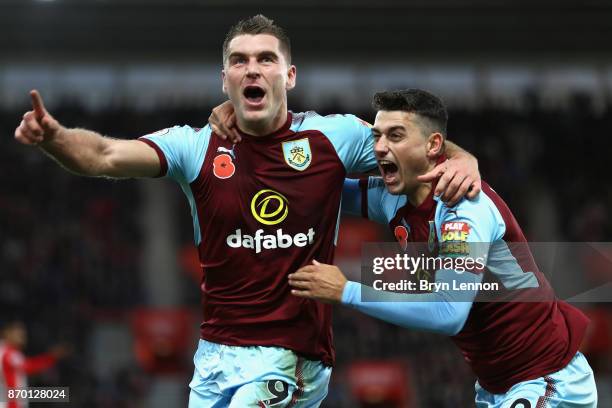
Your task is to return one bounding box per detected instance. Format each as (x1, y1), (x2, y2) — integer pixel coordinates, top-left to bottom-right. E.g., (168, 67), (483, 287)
(14, 90), (160, 178)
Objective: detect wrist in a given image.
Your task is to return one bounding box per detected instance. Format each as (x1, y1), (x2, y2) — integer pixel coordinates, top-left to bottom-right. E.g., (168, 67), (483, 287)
(341, 281), (360, 304)
(39, 125), (64, 149)
(334, 278), (348, 304)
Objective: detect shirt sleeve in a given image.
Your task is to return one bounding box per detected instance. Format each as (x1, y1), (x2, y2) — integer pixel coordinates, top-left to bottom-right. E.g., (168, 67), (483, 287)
(435, 193), (505, 275)
(339, 195), (506, 336)
(138, 125), (211, 183)
(320, 114), (377, 173)
(364, 177), (392, 224)
(341, 269), (482, 336)
(341, 177), (402, 225)
(341, 178), (363, 217)
(23, 354), (57, 375)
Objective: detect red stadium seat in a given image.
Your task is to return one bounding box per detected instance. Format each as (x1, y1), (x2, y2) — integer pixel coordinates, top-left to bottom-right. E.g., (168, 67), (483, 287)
(131, 308), (197, 374)
(347, 360), (414, 408)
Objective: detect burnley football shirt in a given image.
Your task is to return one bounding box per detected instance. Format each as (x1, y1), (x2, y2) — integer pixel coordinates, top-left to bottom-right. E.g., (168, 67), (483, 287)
(344, 176), (589, 393)
(140, 111), (375, 366)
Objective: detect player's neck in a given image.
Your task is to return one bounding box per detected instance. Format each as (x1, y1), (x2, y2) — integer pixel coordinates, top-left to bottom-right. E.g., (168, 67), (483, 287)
(405, 159), (437, 206)
(238, 108), (288, 137)
(406, 183), (432, 207)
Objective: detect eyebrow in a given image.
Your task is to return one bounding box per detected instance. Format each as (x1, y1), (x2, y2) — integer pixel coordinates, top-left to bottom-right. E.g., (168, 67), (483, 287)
(227, 50), (279, 60)
(227, 51), (246, 61)
(372, 125), (406, 134)
(258, 51), (278, 59)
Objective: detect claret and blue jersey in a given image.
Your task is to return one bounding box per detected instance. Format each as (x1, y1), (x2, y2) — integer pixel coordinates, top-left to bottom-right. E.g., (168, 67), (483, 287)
(342, 174), (589, 394)
(139, 111), (376, 366)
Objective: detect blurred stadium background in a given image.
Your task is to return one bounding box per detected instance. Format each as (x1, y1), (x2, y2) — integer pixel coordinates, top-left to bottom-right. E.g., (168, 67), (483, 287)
(1, 0), (611, 406)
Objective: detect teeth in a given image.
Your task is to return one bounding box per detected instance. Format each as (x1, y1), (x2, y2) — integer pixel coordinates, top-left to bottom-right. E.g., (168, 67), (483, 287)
(379, 160), (394, 166)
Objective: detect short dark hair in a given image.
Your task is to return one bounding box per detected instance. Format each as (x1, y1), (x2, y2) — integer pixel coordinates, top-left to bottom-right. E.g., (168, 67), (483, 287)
(223, 15), (292, 64)
(372, 89), (448, 136)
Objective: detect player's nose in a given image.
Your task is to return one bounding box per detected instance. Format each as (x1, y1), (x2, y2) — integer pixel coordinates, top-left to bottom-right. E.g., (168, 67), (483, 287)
(374, 136), (389, 156)
(245, 59), (261, 77)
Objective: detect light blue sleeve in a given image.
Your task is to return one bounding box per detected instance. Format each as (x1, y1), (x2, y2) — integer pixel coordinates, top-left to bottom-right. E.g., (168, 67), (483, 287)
(341, 177), (405, 225)
(434, 192), (506, 262)
(140, 125), (211, 183)
(341, 179), (362, 217)
(339, 194), (506, 336)
(366, 177), (405, 225)
(341, 270), (481, 336)
(294, 112), (377, 173)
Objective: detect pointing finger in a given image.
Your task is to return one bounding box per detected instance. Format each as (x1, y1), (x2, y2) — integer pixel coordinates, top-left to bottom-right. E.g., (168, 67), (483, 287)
(417, 162), (444, 183)
(30, 90), (46, 119)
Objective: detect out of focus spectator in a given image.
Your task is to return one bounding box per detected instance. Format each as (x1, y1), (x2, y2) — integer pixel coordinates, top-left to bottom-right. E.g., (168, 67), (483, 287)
(0, 320), (70, 408)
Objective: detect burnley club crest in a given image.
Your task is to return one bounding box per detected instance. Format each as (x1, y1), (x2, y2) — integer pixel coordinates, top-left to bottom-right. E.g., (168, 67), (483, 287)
(282, 138), (312, 171)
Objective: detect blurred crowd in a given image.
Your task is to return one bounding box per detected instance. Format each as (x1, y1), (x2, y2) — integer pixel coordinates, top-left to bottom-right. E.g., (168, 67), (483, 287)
(1, 92), (611, 407)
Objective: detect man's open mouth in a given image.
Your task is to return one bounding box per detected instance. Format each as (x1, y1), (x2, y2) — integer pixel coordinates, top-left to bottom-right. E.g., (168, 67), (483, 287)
(378, 159), (399, 184)
(243, 86), (266, 104)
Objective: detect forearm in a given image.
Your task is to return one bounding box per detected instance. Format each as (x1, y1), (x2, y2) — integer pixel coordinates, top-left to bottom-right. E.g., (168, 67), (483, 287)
(445, 140), (475, 162)
(39, 127), (113, 176)
(341, 282), (466, 335)
(341, 270), (480, 335)
(17, 90), (158, 178)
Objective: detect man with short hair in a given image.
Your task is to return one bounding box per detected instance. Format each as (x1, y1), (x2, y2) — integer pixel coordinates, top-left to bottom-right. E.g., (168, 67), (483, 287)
(15, 15), (479, 407)
(289, 89), (597, 407)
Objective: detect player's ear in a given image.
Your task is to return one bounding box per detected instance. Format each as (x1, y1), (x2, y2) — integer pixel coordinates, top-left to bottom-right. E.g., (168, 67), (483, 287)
(221, 70), (228, 94)
(286, 65), (297, 91)
(426, 133), (444, 159)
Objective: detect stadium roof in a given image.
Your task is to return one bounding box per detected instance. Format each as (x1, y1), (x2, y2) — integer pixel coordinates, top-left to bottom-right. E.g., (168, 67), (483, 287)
(3, 0), (612, 63)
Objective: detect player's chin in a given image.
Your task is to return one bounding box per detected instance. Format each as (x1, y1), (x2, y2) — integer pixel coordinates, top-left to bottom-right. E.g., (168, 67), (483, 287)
(385, 181), (404, 195)
(242, 109), (268, 122)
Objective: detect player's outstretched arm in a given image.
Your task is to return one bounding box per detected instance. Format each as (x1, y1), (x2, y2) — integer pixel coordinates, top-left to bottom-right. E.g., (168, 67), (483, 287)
(289, 262), (477, 336)
(14, 90), (160, 178)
